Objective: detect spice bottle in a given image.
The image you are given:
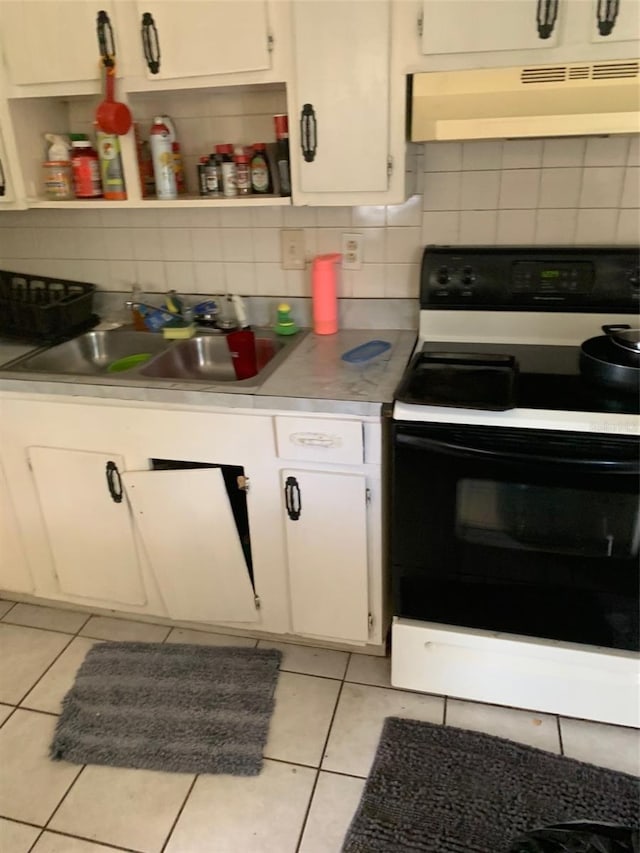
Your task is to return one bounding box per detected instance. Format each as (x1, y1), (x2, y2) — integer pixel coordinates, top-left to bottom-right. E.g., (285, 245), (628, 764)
(250, 142), (272, 194)
(217, 143), (237, 198)
(205, 154), (221, 197)
(273, 114), (291, 197)
(71, 140), (102, 198)
(235, 154), (251, 195)
(198, 156), (209, 196)
(149, 116), (177, 200)
(95, 129), (127, 200)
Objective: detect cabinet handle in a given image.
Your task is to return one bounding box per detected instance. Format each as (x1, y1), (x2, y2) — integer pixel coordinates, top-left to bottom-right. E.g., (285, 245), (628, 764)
(96, 10), (116, 67)
(300, 104), (317, 163)
(141, 12), (161, 74)
(536, 0), (559, 39)
(105, 461), (123, 503)
(596, 0), (619, 35)
(284, 475), (301, 521)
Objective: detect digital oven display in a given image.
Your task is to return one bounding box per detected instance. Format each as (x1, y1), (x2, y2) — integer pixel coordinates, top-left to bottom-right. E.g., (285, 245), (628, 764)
(512, 261), (593, 295)
(540, 270), (560, 279)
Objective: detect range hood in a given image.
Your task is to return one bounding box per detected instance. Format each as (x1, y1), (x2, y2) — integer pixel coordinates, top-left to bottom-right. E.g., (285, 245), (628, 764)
(410, 59), (640, 141)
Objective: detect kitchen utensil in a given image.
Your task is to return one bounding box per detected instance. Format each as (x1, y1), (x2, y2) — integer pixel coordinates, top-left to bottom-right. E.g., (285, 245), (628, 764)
(579, 331), (640, 394)
(107, 353), (153, 373)
(602, 323), (640, 353)
(96, 60), (132, 135)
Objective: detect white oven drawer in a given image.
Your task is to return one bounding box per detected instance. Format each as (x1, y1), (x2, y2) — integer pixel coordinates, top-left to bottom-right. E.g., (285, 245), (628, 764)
(274, 416), (363, 465)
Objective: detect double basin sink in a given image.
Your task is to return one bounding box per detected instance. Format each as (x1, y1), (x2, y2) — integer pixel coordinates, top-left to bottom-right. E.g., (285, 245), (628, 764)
(6, 327), (304, 386)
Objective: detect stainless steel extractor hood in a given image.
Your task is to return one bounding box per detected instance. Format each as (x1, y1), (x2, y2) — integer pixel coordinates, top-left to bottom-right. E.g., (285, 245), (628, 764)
(410, 59), (640, 141)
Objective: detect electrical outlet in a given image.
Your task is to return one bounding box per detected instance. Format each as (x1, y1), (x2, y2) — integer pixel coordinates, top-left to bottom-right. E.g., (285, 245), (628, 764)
(342, 232), (363, 270)
(280, 229), (305, 270)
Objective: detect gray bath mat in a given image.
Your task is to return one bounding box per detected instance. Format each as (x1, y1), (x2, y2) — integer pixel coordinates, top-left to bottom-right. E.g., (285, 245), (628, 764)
(343, 717), (639, 853)
(50, 641), (281, 776)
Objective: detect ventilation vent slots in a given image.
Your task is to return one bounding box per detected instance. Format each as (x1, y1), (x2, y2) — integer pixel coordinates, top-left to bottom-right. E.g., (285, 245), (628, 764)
(591, 61), (639, 79)
(521, 66), (567, 83)
(568, 66), (590, 80)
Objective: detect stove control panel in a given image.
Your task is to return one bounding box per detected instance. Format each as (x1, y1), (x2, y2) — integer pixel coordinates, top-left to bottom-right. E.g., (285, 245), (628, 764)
(421, 246), (640, 312)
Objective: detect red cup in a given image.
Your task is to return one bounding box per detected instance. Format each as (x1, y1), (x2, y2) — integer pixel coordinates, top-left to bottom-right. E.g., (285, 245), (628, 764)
(226, 330), (257, 379)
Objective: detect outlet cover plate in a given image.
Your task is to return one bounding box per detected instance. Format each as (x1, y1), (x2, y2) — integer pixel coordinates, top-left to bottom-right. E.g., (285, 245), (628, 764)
(281, 229), (305, 270)
(342, 232), (363, 270)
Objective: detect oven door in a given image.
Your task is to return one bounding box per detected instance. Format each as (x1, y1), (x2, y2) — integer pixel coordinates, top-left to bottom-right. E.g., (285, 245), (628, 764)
(391, 421), (640, 652)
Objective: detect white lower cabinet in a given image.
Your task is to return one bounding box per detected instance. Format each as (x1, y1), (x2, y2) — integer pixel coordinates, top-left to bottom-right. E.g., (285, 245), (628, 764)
(282, 469), (369, 643)
(0, 458), (33, 594)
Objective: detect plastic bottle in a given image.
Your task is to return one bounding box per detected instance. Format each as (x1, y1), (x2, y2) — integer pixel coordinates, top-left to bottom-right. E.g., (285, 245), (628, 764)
(95, 129), (127, 200)
(311, 253), (342, 335)
(250, 142), (272, 194)
(70, 140), (103, 198)
(159, 115), (186, 194)
(149, 116), (177, 200)
(43, 134), (73, 199)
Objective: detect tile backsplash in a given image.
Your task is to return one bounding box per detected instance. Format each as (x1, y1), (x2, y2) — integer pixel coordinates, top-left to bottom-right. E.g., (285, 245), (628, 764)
(0, 135), (637, 303)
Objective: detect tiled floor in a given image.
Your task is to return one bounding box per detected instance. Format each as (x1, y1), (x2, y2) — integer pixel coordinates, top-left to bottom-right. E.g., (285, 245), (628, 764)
(0, 599), (638, 853)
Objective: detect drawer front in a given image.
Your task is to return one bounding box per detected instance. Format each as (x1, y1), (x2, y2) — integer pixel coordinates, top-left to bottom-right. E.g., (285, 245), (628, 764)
(274, 417), (363, 465)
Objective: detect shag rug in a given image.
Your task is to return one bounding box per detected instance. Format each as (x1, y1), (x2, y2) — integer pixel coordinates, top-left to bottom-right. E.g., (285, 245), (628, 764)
(50, 641), (281, 776)
(343, 717), (639, 853)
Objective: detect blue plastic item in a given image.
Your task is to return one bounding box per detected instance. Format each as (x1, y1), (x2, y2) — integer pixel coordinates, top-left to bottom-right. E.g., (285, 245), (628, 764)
(341, 340), (391, 364)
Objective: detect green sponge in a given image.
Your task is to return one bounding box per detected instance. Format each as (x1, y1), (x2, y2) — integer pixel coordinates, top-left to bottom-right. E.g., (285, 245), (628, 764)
(274, 303), (299, 336)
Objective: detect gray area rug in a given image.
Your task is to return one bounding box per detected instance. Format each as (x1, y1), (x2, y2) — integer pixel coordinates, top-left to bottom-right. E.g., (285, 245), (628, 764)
(50, 641), (281, 776)
(343, 717), (640, 853)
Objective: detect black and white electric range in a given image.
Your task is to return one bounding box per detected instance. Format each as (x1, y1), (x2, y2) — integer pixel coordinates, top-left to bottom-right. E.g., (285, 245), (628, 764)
(390, 246), (640, 727)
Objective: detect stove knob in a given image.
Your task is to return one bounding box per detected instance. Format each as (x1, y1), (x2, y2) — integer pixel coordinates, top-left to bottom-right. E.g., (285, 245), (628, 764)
(629, 269), (639, 288)
(437, 266), (449, 285)
(462, 266), (475, 286)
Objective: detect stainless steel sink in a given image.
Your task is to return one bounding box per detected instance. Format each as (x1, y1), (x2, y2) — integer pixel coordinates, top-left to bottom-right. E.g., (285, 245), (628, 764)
(8, 330), (168, 376)
(140, 332), (285, 382)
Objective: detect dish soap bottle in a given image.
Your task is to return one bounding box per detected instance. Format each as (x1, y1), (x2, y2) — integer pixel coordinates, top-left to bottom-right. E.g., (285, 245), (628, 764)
(274, 303), (299, 336)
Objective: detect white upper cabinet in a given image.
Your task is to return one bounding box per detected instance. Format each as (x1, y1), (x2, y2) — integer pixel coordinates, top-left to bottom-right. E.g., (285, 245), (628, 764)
(132, 1), (272, 80)
(290, 0), (391, 197)
(421, 0), (562, 56)
(0, 0), (112, 86)
(588, 0), (640, 43)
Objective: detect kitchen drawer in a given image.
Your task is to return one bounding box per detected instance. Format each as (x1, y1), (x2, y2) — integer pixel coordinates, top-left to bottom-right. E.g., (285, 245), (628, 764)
(274, 417), (363, 465)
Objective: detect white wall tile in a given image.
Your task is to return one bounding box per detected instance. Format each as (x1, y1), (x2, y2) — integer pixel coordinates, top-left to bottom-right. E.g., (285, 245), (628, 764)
(73, 228), (107, 260)
(220, 228), (253, 262)
(542, 137), (586, 168)
(161, 228), (193, 262)
(285, 268), (308, 297)
(620, 167), (640, 208)
(384, 264), (419, 298)
(303, 228), (318, 258)
(283, 207), (317, 228)
(132, 229), (163, 261)
(498, 170), (540, 209)
(135, 260), (167, 292)
(579, 167), (625, 208)
(164, 261), (195, 293)
(501, 139), (543, 169)
(316, 207), (352, 227)
(108, 259), (137, 290)
(352, 206), (385, 227)
(359, 228), (386, 264)
(534, 209), (577, 244)
(461, 170), (501, 210)
(423, 172), (462, 211)
(250, 206), (284, 228)
(6, 228), (40, 258)
(386, 195), (422, 226)
(40, 228), (76, 259)
(225, 262), (256, 293)
(421, 211), (460, 245)
(194, 261), (225, 293)
(538, 167), (582, 208)
(157, 209), (194, 228)
(104, 228), (134, 260)
(355, 265), (385, 298)
(423, 141), (462, 172)
(218, 207), (252, 227)
(316, 228), (342, 254)
(462, 140), (503, 170)
(252, 228), (281, 262)
(129, 209), (160, 228)
(74, 259), (110, 288)
(459, 211), (498, 244)
(627, 136), (640, 167)
(187, 208), (220, 229)
(584, 136), (630, 167)
(496, 210), (536, 245)
(254, 263), (285, 295)
(191, 229), (223, 261)
(575, 209), (619, 243)
(385, 227), (422, 263)
(615, 209), (640, 244)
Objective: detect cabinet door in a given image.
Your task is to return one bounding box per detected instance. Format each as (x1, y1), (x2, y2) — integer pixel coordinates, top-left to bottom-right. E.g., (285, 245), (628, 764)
(123, 468), (258, 624)
(134, 1), (271, 80)
(421, 0), (562, 55)
(0, 1), (112, 86)
(292, 0), (390, 194)
(0, 460), (33, 593)
(28, 447), (146, 606)
(589, 0), (640, 44)
(282, 470), (369, 643)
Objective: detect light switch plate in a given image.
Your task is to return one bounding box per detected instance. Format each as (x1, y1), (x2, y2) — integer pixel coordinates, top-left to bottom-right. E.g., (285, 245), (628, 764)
(342, 232), (363, 270)
(281, 229), (305, 270)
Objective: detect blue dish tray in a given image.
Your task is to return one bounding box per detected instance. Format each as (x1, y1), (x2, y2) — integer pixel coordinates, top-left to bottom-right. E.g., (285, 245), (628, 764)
(341, 340), (391, 364)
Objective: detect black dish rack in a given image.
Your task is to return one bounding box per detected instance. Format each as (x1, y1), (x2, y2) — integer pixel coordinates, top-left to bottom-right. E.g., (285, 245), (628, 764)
(0, 270), (98, 342)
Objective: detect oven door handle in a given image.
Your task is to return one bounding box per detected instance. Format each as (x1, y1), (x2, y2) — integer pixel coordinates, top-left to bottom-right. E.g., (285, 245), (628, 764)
(396, 433), (638, 472)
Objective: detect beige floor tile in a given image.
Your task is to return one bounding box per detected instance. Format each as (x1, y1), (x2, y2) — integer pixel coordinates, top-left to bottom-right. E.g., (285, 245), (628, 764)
(2, 603), (90, 634)
(79, 616), (170, 643)
(322, 683), (445, 777)
(345, 653), (391, 687)
(0, 600), (15, 619)
(298, 772), (365, 853)
(560, 717), (640, 775)
(258, 640), (349, 679)
(165, 627), (256, 647)
(49, 764), (194, 853)
(0, 624), (71, 704)
(265, 672), (341, 767)
(0, 709), (82, 825)
(0, 703), (14, 725)
(0, 818), (40, 853)
(164, 759), (316, 853)
(446, 699), (561, 753)
(32, 831), (130, 852)
(21, 637), (99, 714)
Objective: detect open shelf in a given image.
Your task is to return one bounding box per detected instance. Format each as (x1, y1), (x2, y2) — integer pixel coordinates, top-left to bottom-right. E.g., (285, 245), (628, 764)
(26, 194), (291, 209)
